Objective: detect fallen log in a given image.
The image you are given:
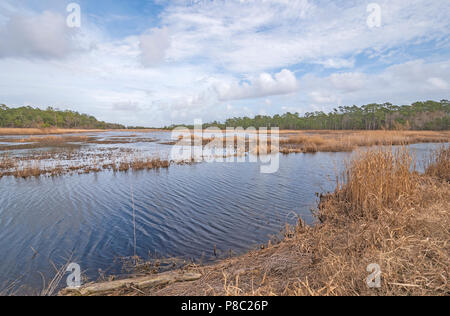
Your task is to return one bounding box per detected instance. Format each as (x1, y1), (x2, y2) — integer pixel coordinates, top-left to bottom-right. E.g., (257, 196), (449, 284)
(60, 271), (202, 296)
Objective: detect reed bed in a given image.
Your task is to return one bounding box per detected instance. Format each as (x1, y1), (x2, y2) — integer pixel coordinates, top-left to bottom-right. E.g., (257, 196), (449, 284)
(327, 146), (418, 219)
(0, 155), (15, 169)
(279, 130), (449, 154)
(178, 135), (215, 146)
(97, 146), (449, 296)
(425, 146), (450, 182)
(113, 158), (170, 172)
(288, 147), (449, 296)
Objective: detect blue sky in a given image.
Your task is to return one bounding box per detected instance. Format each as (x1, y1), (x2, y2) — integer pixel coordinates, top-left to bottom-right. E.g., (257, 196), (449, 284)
(0, 0), (449, 127)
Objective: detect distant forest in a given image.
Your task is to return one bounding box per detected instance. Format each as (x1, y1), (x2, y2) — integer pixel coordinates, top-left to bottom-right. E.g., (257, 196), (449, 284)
(168, 100), (449, 131)
(2, 100), (449, 131)
(0, 105), (125, 129)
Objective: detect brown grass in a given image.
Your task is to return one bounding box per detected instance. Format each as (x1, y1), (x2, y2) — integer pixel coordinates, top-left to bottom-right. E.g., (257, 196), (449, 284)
(81, 146), (449, 296)
(114, 158), (170, 172)
(289, 147), (449, 296)
(280, 130), (449, 154)
(327, 147), (418, 219)
(178, 135), (215, 146)
(0, 155), (15, 169)
(425, 146), (450, 182)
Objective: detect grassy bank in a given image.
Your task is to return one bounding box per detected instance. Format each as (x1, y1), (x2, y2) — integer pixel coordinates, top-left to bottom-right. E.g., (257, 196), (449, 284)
(63, 146), (449, 296)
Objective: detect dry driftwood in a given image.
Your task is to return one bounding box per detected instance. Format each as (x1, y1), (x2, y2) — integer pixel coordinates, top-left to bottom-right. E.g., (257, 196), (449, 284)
(60, 271), (202, 296)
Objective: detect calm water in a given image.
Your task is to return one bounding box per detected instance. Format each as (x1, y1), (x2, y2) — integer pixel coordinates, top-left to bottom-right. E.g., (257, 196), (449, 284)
(0, 137), (442, 294)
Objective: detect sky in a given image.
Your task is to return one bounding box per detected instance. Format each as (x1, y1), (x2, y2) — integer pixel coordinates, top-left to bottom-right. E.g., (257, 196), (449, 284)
(0, 0), (449, 127)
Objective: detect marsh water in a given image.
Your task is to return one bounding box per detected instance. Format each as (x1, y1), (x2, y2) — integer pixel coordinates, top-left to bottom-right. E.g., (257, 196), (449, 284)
(0, 131), (443, 293)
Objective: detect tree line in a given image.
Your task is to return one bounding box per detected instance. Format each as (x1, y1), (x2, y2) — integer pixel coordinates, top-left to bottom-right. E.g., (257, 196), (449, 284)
(167, 100), (449, 131)
(0, 105), (125, 129)
(2, 101), (448, 131)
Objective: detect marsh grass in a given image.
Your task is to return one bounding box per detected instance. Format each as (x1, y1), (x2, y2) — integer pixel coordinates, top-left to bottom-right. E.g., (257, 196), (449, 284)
(0, 154), (15, 169)
(279, 130), (449, 154)
(289, 147), (449, 296)
(115, 157), (170, 172)
(329, 146), (418, 219)
(425, 146), (450, 182)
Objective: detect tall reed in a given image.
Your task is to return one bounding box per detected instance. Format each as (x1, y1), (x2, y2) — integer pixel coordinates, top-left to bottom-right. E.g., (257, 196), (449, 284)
(334, 146), (418, 219)
(425, 146), (450, 182)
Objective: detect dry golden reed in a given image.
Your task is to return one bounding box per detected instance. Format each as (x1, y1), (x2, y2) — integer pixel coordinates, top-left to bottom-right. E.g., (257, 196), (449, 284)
(425, 146), (450, 182)
(279, 130), (449, 154)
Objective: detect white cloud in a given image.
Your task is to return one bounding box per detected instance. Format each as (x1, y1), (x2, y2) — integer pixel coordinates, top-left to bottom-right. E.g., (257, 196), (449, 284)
(329, 73), (366, 92)
(317, 58), (355, 69)
(0, 11), (75, 59)
(160, 0), (450, 73)
(299, 59), (450, 113)
(427, 77), (448, 90)
(112, 101), (142, 112)
(214, 69), (298, 101)
(310, 91), (338, 104)
(139, 27), (171, 67)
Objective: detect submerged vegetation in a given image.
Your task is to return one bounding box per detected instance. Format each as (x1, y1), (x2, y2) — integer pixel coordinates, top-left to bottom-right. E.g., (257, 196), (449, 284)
(65, 146), (449, 296)
(0, 150), (177, 179)
(0, 134), (176, 179)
